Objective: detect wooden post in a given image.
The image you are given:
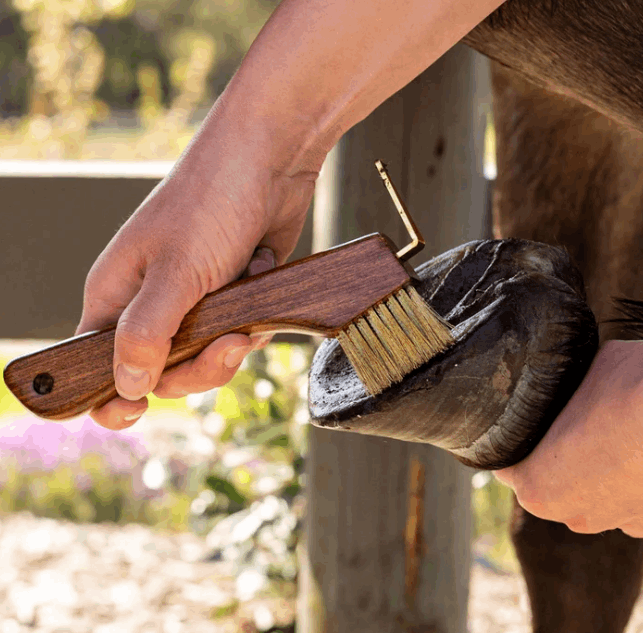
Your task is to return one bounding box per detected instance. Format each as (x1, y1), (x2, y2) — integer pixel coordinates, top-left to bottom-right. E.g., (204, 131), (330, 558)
(299, 44), (490, 633)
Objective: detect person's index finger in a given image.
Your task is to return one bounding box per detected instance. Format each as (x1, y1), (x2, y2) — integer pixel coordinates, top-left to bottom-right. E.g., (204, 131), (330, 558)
(76, 294), (134, 336)
(75, 254), (146, 336)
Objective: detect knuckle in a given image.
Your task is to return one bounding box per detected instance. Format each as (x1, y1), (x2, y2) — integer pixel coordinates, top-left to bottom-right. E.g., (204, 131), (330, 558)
(83, 266), (100, 297)
(83, 295), (123, 320)
(512, 478), (540, 508)
(116, 319), (161, 349)
(152, 253), (208, 303)
(193, 359), (232, 389)
(622, 528), (643, 539)
(513, 486), (557, 522)
(563, 513), (613, 534)
(83, 266), (108, 305)
(620, 520), (643, 538)
(564, 518), (591, 533)
(90, 410), (111, 430)
(511, 471), (564, 518)
(189, 348), (239, 389)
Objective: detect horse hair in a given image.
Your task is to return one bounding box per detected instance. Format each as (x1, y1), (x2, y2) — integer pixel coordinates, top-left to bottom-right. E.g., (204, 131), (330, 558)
(487, 0), (562, 27)
(607, 298), (643, 337)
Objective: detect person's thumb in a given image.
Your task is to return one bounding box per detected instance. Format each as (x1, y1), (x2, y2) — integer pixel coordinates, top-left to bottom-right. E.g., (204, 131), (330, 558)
(112, 264), (203, 401)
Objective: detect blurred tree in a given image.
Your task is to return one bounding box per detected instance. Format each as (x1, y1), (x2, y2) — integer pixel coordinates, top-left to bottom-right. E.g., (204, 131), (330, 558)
(0, 0), (29, 117)
(0, 0), (280, 159)
(0, 0), (279, 119)
(93, 16), (170, 109)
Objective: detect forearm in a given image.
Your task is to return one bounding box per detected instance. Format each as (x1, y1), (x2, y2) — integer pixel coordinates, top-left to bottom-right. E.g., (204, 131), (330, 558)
(191, 0), (505, 177)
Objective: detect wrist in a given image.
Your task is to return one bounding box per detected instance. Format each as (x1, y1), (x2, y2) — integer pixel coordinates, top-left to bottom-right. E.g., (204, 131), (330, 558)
(209, 77), (332, 181)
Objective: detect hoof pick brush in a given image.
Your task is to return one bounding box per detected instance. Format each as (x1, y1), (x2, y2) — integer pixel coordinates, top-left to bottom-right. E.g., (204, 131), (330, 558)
(3, 161), (454, 420)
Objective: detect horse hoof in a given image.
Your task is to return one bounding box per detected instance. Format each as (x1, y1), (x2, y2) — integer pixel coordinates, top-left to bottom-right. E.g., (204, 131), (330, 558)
(308, 239), (598, 470)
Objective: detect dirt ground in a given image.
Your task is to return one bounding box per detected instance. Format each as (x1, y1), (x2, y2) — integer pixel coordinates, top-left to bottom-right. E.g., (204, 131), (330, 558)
(3, 511), (643, 632)
(0, 512), (295, 633)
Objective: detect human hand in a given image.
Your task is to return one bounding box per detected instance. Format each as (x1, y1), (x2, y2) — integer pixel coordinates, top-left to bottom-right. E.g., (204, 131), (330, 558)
(495, 340), (643, 537)
(75, 125), (316, 431)
(73, 0), (513, 432)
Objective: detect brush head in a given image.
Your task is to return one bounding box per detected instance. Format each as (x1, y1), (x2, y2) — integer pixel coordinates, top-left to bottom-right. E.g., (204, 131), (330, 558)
(309, 239), (598, 470)
(337, 286), (454, 395)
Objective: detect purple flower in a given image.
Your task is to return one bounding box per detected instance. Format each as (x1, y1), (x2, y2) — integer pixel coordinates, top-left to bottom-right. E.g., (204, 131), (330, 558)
(0, 416), (149, 474)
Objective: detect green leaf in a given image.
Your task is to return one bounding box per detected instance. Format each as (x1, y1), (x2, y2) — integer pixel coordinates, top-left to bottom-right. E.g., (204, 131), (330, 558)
(204, 475), (246, 505)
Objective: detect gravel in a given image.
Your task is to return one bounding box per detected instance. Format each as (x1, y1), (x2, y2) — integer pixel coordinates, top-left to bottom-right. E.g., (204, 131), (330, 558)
(2, 511), (643, 633)
(0, 512), (294, 633)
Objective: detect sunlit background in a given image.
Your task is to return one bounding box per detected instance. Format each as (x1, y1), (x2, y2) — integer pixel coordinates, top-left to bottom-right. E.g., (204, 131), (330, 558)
(0, 0), (277, 160)
(0, 1), (511, 631)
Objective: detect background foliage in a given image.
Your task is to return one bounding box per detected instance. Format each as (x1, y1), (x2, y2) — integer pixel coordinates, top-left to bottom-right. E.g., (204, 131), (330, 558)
(0, 0), (278, 159)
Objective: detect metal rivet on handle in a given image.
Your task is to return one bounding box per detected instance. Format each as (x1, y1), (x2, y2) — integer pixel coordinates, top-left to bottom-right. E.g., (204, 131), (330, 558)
(33, 373), (54, 395)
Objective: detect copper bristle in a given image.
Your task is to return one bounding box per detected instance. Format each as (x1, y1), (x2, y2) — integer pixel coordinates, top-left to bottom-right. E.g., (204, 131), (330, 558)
(337, 285), (454, 395)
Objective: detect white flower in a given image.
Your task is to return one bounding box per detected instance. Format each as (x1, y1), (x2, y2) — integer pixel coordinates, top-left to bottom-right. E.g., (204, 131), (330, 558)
(222, 448), (254, 469)
(472, 471), (492, 490)
(201, 489), (216, 504)
(142, 458), (167, 490)
(186, 388), (218, 411)
(294, 404), (310, 426)
(254, 476), (280, 495)
(231, 513), (263, 543)
(290, 347), (308, 373)
(1, 619), (21, 633)
(186, 392), (207, 410)
(190, 489), (216, 515)
(256, 495), (283, 522)
(236, 569), (267, 601)
(254, 379), (274, 400)
(188, 434), (215, 457)
(253, 605), (275, 631)
(202, 412), (225, 437)
(190, 497), (208, 516)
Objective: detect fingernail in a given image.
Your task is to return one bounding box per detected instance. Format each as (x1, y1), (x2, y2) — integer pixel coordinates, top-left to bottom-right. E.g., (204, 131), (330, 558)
(124, 413), (142, 422)
(224, 345), (253, 369)
(255, 247), (276, 266)
(116, 364), (151, 400)
(247, 247), (276, 276)
(253, 334), (272, 348)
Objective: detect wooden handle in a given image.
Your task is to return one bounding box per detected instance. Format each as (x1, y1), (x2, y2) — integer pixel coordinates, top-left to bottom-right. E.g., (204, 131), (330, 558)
(3, 234), (410, 420)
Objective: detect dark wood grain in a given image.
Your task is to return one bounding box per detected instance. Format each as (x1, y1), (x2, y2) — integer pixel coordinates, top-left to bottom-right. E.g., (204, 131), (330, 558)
(3, 233), (410, 421)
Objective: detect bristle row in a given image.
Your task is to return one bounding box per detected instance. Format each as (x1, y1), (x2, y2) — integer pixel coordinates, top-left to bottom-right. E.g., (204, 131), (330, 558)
(337, 286), (454, 395)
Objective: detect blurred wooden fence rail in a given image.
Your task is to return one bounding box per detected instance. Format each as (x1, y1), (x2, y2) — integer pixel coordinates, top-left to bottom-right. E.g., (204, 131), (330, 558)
(0, 162), (314, 340)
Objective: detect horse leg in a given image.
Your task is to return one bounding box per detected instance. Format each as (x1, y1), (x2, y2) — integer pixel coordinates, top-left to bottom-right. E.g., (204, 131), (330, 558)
(491, 61), (643, 632)
(511, 502), (643, 632)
